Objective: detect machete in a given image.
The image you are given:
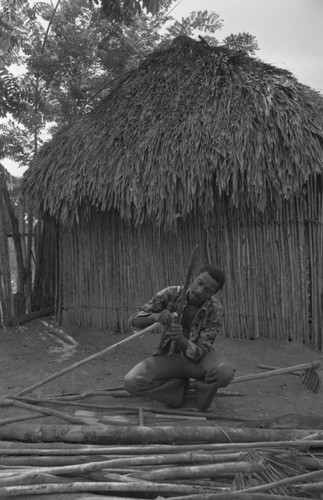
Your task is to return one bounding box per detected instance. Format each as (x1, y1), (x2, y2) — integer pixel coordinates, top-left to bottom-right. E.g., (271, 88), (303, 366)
(168, 244), (199, 355)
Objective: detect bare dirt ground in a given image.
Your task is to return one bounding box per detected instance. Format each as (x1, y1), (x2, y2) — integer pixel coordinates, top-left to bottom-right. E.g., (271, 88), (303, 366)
(0, 314), (323, 429)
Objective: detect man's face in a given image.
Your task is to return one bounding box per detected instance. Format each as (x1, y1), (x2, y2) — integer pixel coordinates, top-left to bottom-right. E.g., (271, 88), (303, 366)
(188, 271), (220, 307)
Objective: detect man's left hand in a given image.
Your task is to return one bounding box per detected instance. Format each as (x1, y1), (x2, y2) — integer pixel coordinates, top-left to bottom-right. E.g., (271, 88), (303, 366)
(169, 323), (189, 350)
(205, 364), (235, 385)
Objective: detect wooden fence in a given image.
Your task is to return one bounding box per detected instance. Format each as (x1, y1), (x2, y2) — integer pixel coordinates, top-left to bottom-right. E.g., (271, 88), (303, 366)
(57, 178), (323, 351)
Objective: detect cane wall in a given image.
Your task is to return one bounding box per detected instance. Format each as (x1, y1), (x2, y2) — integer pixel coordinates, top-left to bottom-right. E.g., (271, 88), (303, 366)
(57, 179), (323, 350)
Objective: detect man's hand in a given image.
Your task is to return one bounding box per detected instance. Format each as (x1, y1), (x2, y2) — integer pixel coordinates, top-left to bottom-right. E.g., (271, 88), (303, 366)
(205, 364), (235, 386)
(205, 367), (221, 383)
(169, 323), (189, 350)
(155, 309), (173, 326)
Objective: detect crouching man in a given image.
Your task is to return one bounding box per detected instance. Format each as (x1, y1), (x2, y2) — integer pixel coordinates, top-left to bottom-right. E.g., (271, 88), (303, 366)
(124, 265), (235, 411)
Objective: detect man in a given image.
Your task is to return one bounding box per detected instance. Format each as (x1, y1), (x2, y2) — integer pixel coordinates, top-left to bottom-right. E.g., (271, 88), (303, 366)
(124, 265), (235, 411)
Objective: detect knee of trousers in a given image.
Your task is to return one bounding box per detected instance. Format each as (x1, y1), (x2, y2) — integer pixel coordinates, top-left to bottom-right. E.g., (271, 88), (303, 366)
(216, 362), (235, 386)
(124, 372), (137, 394)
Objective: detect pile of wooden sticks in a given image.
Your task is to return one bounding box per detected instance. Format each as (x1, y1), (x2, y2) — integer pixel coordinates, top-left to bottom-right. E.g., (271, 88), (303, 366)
(0, 435), (323, 498)
(0, 390), (323, 499)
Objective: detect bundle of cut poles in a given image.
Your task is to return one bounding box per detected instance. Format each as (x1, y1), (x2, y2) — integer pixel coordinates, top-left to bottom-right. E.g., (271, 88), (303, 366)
(0, 392), (322, 499)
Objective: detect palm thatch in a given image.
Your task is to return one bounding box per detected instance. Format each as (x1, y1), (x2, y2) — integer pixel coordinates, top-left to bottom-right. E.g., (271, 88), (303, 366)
(23, 36), (323, 229)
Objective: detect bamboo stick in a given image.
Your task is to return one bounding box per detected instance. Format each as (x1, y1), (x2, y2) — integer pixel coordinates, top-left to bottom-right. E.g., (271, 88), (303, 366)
(287, 202), (296, 341)
(0, 414), (44, 425)
(132, 460), (266, 481)
(231, 361), (321, 383)
(10, 397), (238, 423)
(0, 459), (137, 487)
(167, 493), (309, 500)
(0, 423), (317, 445)
(0, 451), (245, 468)
(1, 438), (323, 455)
(37, 389), (123, 399)
(11, 322), (161, 398)
(84, 452), (244, 467)
(0, 442), (100, 451)
(1, 399), (90, 426)
(0, 472), (71, 486)
(108, 388), (245, 398)
(294, 480), (323, 492)
(277, 204), (285, 340)
(0, 456), (109, 467)
(25, 495), (135, 500)
(295, 197), (308, 341)
(0, 480), (210, 497)
(308, 177), (320, 348)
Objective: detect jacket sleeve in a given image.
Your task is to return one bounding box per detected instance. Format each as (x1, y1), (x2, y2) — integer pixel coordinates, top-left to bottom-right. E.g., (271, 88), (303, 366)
(129, 286), (178, 330)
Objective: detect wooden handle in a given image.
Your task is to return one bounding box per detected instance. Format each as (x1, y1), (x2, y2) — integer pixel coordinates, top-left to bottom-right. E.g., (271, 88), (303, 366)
(258, 363), (300, 376)
(168, 339), (176, 355)
(232, 361), (321, 384)
(168, 244), (199, 356)
(12, 322), (161, 397)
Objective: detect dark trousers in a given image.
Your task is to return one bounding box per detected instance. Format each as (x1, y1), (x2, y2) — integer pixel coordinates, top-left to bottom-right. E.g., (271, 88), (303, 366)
(124, 351), (234, 407)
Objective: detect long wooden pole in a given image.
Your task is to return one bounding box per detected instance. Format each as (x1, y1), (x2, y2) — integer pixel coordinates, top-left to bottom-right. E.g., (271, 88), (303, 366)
(12, 322), (161, 397)
(0, 439), (323, 454)
(232, 361), (321, 383)
(0, 423), (316, 445)
(1, 398), (90, 425)
(0, 481), (207, 497)
(12, 335), (321, 398)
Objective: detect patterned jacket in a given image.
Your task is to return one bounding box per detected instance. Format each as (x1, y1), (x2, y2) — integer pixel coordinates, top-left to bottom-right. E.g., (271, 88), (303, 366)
(129, 285), (224, 363)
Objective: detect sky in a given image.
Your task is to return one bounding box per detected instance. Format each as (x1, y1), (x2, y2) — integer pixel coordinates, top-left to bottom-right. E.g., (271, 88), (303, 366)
(171, 0), (323, 92)
(3, 0), (323, 177)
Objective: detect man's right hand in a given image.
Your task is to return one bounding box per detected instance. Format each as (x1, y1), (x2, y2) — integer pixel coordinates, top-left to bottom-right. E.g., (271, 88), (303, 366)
(154, 309), (173, 326)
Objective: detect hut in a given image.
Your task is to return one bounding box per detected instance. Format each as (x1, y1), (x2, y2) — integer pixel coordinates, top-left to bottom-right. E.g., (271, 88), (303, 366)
(23, 36), (323, 350)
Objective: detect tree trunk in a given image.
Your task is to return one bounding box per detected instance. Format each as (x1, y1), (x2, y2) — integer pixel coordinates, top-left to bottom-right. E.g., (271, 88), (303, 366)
(0, 173), (15, 325)
(32, 215), (56, 310)
(25, 208), (34, 313)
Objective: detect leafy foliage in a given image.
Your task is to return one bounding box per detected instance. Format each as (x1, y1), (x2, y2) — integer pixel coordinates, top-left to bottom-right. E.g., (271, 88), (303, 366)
(0, 119), (39, 165)
(224, 32), (259, 55)
(166, 10), (222, 44)
(1, 0), (260, 168)
(0, 0), (29, 65)
(93, 0), (161, 22)
(0, 69), (22, 117)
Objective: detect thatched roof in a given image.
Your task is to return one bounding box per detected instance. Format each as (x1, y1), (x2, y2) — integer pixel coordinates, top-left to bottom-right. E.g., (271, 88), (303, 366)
(23, 36), (323, 228)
